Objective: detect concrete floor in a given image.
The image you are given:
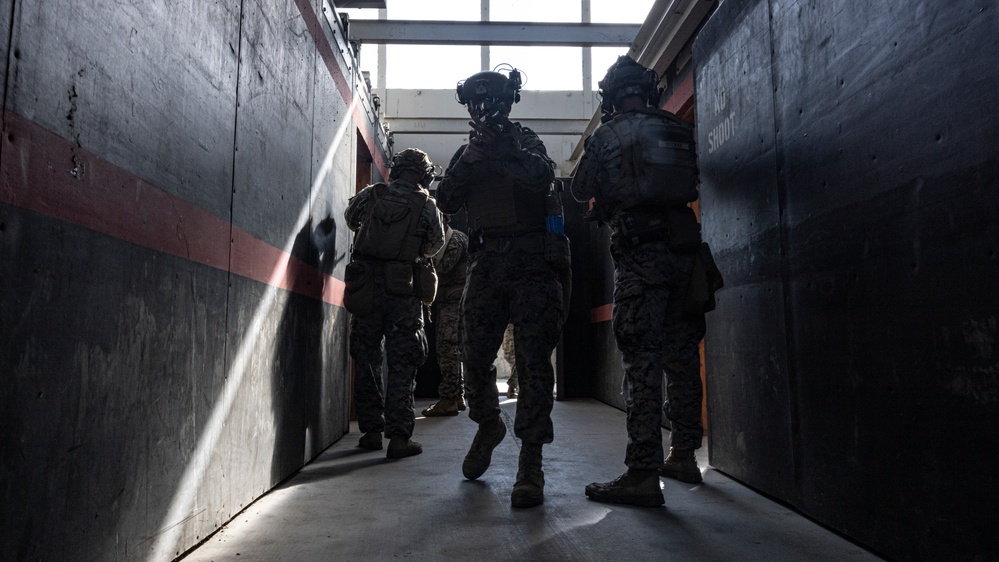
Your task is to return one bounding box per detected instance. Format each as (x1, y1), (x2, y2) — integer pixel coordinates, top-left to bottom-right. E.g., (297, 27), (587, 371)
(180, 396), (882, 562)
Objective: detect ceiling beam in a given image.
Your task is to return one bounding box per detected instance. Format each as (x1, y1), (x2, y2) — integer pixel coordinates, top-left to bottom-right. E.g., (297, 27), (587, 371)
(630, 0), (716, 77)
(386, 117), (594, 136)
(567, 0), (717, 169)
(332, 0), (386, 8)
(347, 20), (641, 46)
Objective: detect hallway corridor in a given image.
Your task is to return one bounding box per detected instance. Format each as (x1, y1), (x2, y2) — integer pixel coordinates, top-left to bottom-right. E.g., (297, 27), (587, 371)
(180, 399), (882, 561)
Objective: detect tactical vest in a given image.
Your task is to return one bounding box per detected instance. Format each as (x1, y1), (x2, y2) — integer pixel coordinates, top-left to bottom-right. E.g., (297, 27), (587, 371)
(464, 176), (547, 237)
(352, 182), (429, 261)
(459, 123), (550, 237)
(600, 108), (698, 213)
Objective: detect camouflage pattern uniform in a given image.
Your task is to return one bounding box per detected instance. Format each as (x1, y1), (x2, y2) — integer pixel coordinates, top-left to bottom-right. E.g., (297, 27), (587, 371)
(434, 228), (469, 401)
(437, 123), (562, 445)
(345, 178), (445, 440)
(571, 111), (706, 471)
(501, 323), (518, 391)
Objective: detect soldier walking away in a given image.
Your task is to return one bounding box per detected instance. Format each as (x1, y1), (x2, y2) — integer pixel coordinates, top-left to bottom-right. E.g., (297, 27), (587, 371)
(422, 214), (470, 417)
(437, 65), (571, 509)
(343, 148), (445, 460)
(571, 56), (722, 507)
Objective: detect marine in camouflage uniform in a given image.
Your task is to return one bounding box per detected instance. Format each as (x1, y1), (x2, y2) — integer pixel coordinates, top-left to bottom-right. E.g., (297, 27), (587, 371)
(437, 67), (567, 509)
(422, 218), (469, 417)
(345, 148), (445, 459)
(501, 323), (518, 397)
(573, 56), (707, 506)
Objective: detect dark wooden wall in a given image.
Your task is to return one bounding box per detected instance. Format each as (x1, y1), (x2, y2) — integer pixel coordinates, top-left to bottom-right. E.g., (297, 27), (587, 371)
(694, 0), (999, 559)
(0, 0), (386, 559)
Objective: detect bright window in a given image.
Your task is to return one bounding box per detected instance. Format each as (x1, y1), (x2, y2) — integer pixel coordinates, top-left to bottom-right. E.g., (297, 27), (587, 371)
(339, 0), (656, 90)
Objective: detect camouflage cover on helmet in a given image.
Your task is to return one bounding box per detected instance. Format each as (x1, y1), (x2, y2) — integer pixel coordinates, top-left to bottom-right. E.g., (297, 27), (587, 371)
(389, 148), (435, 183)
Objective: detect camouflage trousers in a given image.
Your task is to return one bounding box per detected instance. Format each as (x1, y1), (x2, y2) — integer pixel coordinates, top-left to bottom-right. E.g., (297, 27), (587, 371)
(611, 240), (706, 470)
(501, 323), (517, 388)
(349, 279), (428, 440)
(435, 297), (464, 400)
(462, 250), (563, 444)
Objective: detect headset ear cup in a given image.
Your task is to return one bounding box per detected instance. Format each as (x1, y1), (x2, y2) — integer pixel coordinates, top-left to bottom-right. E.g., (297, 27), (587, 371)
(508, 76), (520, 104)
(646, 69), (658, 107)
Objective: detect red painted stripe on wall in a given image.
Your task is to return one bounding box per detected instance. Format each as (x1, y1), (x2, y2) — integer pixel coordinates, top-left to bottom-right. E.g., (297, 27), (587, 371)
(1, 112), (230, 270)
(296, 0), (352, 107)
(294, 0), (388, 179)
(591, 303), (613, 324)
(0, 110), (345, 307)
(228, 226), (343, 305)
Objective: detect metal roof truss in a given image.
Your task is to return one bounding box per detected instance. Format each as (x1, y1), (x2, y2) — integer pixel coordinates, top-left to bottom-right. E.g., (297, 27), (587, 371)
(347, 20), (641, 46)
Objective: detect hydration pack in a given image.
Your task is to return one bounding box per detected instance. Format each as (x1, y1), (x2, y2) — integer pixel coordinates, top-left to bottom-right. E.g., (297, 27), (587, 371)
(601, 108), (698, 213)
(352, 182), (429, 262)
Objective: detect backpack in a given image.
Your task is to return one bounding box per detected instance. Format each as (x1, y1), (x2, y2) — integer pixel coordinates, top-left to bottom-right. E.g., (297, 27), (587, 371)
(352, 183), (429, 262)
(601, 109), (698, 213)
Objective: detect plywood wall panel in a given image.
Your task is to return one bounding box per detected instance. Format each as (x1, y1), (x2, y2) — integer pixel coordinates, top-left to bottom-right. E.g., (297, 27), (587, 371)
(694, 0), (999, 558)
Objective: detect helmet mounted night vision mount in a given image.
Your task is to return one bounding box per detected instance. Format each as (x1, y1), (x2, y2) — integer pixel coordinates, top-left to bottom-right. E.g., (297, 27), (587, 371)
(598, 55), (661, 114)
(456, 64), (524, 129)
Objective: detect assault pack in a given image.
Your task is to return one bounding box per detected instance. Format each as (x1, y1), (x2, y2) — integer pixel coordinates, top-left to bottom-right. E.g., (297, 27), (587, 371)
(351, 182), (429, 262)
(600, 108), (698, 214)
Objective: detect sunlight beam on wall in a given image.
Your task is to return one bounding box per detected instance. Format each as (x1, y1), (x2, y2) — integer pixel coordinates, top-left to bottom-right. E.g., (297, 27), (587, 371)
(146, 97), (358, 562)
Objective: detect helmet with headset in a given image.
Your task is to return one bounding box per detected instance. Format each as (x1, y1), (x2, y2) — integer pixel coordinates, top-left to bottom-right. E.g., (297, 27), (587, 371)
(598, 55), (661, 114)
(456, 65), (523, 127)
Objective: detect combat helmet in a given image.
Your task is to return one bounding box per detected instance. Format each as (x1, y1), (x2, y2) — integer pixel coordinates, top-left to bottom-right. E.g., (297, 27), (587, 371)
(598, 55), (661, 114)
(456, 65), (523, 125)
(389, 148), (436, 187)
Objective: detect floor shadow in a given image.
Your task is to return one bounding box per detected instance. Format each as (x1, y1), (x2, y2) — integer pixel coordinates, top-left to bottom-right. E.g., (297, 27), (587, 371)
(280, 456), (390, 486)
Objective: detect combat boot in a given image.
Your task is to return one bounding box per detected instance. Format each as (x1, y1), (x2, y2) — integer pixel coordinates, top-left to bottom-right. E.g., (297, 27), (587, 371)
(357, 431), (382, 451)
(462, 417), (506, 480)
(506, 380), (519, 398)
(511, 443), (544, 508)
(386, 436), (423, 459)
(585, 469), (664, 507)
(422, 397), (460, 417)
(660, 447), (702, 483)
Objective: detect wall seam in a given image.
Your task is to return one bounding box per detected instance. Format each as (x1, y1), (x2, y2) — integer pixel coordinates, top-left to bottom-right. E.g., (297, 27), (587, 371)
(224, 0), (247, 401)
(766, 0), (802, 500)
(2, 0), (17, 140)
(309, 0), (319, 221)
